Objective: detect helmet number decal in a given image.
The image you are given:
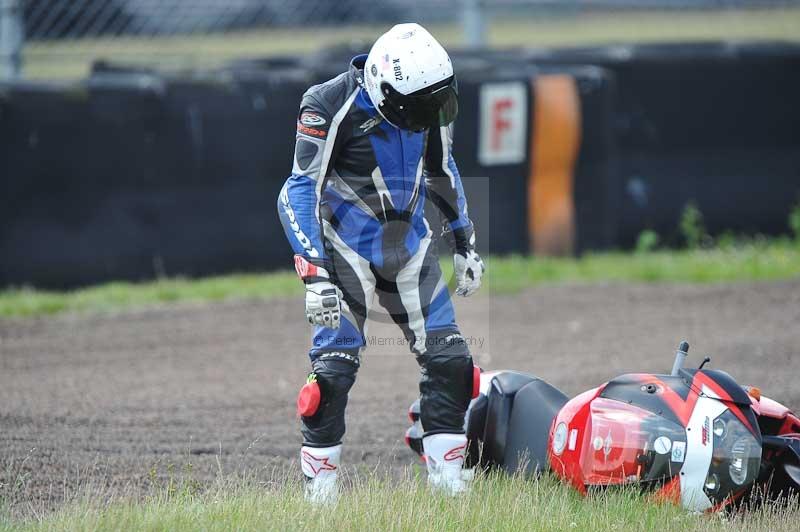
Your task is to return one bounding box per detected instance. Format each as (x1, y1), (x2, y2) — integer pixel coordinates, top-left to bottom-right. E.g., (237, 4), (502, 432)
(393, 58), (403, 81)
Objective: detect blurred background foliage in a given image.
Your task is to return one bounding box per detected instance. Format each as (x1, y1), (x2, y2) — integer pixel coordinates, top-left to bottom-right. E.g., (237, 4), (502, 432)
(10, 0), (800, 78)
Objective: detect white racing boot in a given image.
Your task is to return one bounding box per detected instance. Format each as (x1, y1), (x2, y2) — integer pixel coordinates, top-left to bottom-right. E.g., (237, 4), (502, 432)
(300, 444), (341, 505)
(423, 433), (470, 496)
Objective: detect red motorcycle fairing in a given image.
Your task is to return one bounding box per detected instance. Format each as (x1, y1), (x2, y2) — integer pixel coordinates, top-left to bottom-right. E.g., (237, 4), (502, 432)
(548, 370), (763, 512)
(745, 390), (800, 503)
(402, 362), (798, 513)
(547, 386), (604, 493)
(597, 371), (759, 439)
(677, 369), (759, 436)
(750, 392), (800, 437)
(584, 399), (686, 487)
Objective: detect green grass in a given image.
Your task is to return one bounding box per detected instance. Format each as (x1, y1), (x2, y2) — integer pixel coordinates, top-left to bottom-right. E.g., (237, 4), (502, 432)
(2, 471), (797, 532)
(489, 239), (800, 291)
(23, 8), (800, 79)
(1, 239), (799, 319)
(0, 271), (299, 318)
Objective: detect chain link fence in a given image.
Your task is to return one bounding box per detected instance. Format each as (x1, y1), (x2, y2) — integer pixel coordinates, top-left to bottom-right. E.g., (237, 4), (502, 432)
(2, 0), (800, 78)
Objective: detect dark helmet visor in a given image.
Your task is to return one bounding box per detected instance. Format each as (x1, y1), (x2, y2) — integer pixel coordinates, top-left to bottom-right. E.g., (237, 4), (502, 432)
(379, 75), (458, 131)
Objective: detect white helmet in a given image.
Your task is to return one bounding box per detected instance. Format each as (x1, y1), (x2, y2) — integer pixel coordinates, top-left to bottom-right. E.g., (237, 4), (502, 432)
(364, 23), (458, 131)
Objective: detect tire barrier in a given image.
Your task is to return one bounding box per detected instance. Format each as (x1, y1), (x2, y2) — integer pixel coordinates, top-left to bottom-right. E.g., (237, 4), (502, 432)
(446, 65), (616, 256)
(523, 41), (800, 246)
(446, 68), (532, 256)
(529, 65), (617, 256)
(1, 69), (313, 288)
(1, 42), (798, 287)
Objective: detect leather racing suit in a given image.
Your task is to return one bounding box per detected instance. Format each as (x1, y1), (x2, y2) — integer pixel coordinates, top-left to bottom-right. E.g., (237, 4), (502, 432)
(278, 54), (476, 448)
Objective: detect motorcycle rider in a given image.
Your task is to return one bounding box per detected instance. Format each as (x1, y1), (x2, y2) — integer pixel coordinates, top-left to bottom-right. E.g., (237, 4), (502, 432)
(277, 23), (485, 503)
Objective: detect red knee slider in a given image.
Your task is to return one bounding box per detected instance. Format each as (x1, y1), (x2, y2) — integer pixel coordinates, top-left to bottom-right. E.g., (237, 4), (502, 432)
(472, 365), (481, 399)
(297, 374), (321, 417)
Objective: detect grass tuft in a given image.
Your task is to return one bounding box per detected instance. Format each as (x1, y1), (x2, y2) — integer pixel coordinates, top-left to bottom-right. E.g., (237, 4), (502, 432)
(0, 272), (299, 318)
(489, 238), (800, 292)
(3, 470), (798, 531)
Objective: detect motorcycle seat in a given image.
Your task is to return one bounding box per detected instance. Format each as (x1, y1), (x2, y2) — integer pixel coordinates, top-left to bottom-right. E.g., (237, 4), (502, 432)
(481, 371), (568, 476)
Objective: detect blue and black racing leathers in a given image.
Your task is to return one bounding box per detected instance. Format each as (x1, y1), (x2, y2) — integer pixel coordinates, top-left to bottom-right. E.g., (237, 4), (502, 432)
(278, 55), (476, 447)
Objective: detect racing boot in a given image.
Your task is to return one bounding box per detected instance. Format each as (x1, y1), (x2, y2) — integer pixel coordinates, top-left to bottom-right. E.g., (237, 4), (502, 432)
(422, 433), (469, 495)
(300, 444), (340, 505)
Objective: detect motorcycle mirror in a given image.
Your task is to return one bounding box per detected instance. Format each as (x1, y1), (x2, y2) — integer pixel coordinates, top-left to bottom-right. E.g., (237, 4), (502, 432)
(698, 357), (711, 370)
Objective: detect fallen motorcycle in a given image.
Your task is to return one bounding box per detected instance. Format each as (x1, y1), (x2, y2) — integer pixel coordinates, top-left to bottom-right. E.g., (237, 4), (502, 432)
(405, 342), (800, 511)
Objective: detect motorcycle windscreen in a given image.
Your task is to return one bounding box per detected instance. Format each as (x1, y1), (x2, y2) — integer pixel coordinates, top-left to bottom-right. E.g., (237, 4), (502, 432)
(580, 398), (687, 487)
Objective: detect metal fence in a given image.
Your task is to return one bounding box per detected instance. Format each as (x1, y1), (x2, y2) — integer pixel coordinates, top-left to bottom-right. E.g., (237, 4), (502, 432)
(3, 0), (800, 79)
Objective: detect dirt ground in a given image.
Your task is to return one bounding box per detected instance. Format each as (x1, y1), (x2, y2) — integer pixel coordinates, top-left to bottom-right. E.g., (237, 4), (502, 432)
(2, 280), (799, 515)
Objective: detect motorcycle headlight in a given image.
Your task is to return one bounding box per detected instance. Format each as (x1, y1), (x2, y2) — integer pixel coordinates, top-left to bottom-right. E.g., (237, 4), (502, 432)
(713, 417), (726, 439)
(729, 437), (752, 486)
(704, 472), (720, 494)
(703, 411), (761, 504)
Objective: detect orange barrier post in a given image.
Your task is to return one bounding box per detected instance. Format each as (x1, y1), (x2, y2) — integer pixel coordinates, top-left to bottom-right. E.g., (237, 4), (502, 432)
(528, 75), (581, 256)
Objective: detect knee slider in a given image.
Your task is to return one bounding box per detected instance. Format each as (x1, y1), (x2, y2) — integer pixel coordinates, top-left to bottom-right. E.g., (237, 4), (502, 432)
(299, 354), (358, 446)
(308, 357), (357, 411)
(297, 357), (357, 417)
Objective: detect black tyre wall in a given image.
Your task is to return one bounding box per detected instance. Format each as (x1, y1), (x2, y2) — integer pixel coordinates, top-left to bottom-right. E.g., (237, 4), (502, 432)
(524, 42), (800, 245)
